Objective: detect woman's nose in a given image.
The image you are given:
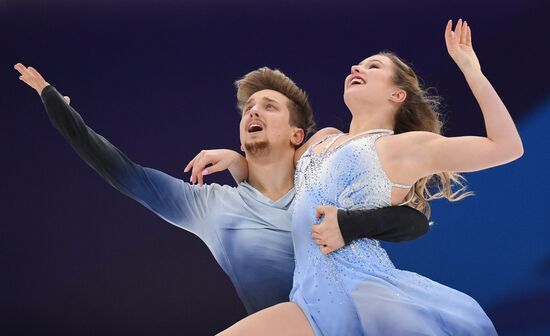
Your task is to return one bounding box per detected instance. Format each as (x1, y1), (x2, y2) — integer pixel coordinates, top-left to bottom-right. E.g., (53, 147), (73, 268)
(351, 65), (361, 74)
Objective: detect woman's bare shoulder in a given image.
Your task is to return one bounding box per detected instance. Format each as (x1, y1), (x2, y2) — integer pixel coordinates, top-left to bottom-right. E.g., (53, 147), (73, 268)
(386, 131), (443, 147)
(295, 127), (342, 163)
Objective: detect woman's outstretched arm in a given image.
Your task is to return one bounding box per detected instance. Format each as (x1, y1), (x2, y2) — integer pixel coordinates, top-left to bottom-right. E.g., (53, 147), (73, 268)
(406, 20), (523, 177)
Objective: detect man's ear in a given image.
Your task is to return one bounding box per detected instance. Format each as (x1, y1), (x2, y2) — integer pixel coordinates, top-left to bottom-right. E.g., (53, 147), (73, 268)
(240, 144), (245, 152)
(291, 128), (305, 146)
(389, 89), (407, 103)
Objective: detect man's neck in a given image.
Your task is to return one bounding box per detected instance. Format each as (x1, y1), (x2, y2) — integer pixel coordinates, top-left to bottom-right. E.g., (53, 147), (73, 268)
(246, 149), (296, 202)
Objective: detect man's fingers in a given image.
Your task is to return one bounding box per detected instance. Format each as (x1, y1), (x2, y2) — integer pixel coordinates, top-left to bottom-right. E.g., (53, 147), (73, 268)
(315, 205), (328, 219)
(311, 224), (321, 235)
(14, 63), (27, 74)
(64, 96), (71, 104)
(18, 75), (31, 85)
(27, 67), (40, 78)
(312, 232), (322, 240)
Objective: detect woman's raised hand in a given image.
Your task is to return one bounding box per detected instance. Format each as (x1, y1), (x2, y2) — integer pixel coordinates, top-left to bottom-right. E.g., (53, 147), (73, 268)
(444, 19), (481, 72)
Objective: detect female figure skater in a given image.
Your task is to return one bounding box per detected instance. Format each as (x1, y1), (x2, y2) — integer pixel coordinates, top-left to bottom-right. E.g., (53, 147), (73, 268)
(206, 19), (521, 335)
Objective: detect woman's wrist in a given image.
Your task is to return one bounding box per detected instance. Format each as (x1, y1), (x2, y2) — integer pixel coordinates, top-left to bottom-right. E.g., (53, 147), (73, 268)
(460, 63), (483, 78)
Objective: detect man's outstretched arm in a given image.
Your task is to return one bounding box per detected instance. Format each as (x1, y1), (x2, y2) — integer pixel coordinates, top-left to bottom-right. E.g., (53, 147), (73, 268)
(15, 64), (210, 237)
(312, 205), (429, 254)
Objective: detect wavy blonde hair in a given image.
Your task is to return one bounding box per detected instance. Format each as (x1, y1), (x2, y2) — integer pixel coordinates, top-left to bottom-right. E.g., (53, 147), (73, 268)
(380, 51), (473, 218)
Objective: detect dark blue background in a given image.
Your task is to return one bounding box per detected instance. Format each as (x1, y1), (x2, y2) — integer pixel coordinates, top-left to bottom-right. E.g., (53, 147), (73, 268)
(3, 0), (549, 334)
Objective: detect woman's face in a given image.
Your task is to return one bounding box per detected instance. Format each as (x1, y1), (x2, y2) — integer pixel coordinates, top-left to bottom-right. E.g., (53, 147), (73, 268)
(343, 54), (398, 108)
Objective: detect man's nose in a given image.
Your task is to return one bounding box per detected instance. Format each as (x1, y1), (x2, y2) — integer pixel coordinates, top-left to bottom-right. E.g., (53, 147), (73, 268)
(247, 105), (260, 118)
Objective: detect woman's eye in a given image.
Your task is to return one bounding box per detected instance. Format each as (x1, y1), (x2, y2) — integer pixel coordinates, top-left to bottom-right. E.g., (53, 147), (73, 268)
(369, 64), (379, 69)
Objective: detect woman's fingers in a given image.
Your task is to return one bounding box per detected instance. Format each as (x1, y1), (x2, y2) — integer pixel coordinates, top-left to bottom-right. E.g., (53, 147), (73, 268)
(188, 151), (206, 182)
(444, 20), (454, 50)
(460, 21), (468, 45)
(466, 25), (472, 47)
(184, 154), (199, 173)
(197, 168), (204, 187)
(191, 152), (214, 186)
(455, 19), (463, 43)
(201, 162), (224, 175)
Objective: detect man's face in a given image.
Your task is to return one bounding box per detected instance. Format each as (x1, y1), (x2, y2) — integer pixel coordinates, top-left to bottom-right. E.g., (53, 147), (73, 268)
(239, 89), (299, 155)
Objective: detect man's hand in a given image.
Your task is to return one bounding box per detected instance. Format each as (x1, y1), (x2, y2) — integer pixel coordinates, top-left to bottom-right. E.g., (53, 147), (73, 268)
(184, 149), (248, 187)
(14, 63), (51, 95)
(312, 205), (345, 255)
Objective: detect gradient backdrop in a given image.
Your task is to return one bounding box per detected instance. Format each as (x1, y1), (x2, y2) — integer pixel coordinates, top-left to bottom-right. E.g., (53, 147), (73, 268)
(3, 0), (549, 335)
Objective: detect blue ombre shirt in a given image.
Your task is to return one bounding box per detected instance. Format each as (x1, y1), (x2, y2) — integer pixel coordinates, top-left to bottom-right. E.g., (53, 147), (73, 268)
(41, 85), (294, 313)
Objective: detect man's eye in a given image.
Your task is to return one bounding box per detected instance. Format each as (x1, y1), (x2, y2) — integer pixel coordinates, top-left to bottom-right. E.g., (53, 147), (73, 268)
(266, 104), (274, 109)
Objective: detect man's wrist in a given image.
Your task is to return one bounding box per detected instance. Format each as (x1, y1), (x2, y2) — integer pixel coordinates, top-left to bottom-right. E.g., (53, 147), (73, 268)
(338, 209), (363, 245)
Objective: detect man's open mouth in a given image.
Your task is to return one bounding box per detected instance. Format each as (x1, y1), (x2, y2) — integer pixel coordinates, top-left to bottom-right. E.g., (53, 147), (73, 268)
(247, 123), (264, 133)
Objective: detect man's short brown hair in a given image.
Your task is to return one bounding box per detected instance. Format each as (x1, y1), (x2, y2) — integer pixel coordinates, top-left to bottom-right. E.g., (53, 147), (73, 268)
(235, 67), (315, 139)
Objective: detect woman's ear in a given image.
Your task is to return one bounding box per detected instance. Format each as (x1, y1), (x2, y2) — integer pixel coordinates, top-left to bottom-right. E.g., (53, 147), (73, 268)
(389, 89), (407, 103)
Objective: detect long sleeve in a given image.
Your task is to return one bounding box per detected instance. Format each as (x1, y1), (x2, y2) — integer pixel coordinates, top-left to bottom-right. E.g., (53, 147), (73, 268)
(40, 85), (210, 237)
(338, 206), (429, 244)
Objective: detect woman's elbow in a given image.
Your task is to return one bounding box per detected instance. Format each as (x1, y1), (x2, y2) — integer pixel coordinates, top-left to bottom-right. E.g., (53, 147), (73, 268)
(503, 143), (524, 163)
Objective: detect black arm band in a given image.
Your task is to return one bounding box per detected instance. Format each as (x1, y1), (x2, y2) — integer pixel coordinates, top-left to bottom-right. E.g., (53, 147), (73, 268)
(338, 206), (429, 245)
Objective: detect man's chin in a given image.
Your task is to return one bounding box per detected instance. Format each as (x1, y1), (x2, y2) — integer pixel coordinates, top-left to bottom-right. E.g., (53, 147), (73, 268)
(244, 140), (270, 155)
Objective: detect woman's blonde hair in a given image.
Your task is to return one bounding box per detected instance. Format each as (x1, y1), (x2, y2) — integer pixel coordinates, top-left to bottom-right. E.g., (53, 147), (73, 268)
(380, 51), (473, 218)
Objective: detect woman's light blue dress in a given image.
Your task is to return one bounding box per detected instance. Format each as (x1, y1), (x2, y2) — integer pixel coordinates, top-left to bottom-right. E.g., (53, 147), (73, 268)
(289, 129), (497, 335)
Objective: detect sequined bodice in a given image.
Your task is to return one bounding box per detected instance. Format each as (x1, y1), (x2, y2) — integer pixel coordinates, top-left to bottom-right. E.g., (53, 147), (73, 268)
(294, 129), (394, 211)
(291, 129), (397, 277)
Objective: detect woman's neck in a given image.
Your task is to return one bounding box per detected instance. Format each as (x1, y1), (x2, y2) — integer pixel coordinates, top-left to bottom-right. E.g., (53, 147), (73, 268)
(346, 102), (395, 135)
(348, 114), (394, 136)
